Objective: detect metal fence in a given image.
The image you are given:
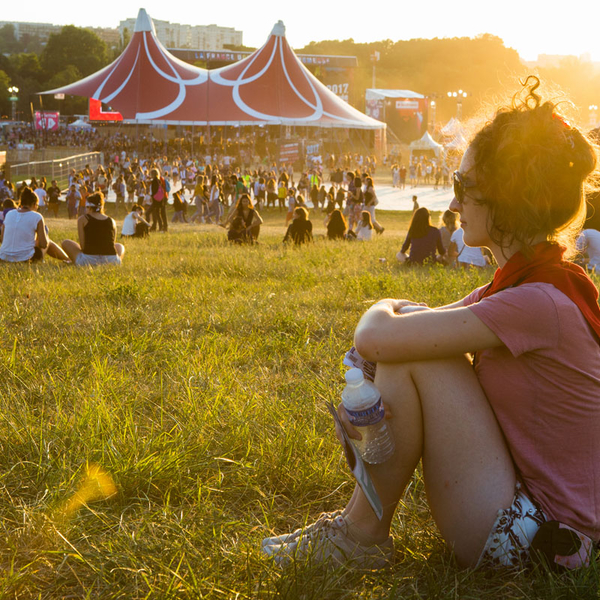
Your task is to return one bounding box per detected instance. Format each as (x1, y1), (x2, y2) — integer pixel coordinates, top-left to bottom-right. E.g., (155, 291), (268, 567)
(9, 152), (105, 188)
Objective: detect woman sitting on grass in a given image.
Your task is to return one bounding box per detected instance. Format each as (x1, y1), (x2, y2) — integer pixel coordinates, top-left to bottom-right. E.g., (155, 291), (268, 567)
(283, 206), (313, 245)
(0, 187), (70, 263)
(121, 204), (150, 239)
(355, 210), (374, 241)
(62, 192), (124, 266)
(263, 78), (600, 571)
(326, 209), (347, 240)
(224, 194), (263, 243)
(398, 207), (445, 265)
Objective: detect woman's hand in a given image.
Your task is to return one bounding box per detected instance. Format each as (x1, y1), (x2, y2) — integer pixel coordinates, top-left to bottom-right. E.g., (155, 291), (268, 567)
(369, 299), (427, 314)
(389, 299), (428, 313)
(335, 400), (393, 442)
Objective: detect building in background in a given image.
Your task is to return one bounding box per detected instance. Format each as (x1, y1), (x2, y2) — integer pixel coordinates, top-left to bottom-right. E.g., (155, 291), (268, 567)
(0, 21), (61, 42)
(0, 21), (122, 49)
(118, 17), (242, 50)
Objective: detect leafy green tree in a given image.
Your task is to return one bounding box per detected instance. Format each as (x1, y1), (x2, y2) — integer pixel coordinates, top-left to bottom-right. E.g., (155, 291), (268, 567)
(41, 25), (108, 80)
(297, 35), (526, 123)
(0, 70), (11, 118)
(8, 53), (42, 82)
(0, 24), (20, 54)
(42, 65), (87, 115)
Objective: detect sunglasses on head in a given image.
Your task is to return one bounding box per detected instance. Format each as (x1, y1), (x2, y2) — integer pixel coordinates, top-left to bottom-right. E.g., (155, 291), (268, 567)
(452, 170), (479, 206)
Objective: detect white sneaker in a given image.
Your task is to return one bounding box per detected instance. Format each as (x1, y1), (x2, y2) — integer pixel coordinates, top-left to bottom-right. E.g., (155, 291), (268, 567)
(261, 510), (344, 548)
(261, 514), (393, 570)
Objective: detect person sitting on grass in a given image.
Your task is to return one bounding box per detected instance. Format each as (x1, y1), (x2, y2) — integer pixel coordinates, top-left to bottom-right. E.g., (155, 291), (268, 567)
(398, 207), (445, 265)
(0, 198), (17, 226)
(227, 216), (247, 244)
(439, 209), (458, 256)
(262, 77), (600, 571)
(326, 208), (347, 240)
(121, 204), (150, 239)
(0, 187), (70, 263)
(61, 192), (124, 267)
(224, 194), (263, 243)
(355, 210), (374, 241)
(283, 206), (313, 245)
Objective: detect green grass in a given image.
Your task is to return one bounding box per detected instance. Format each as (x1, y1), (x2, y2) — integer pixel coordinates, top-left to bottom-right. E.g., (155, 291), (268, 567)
(0, 209), (597, 599)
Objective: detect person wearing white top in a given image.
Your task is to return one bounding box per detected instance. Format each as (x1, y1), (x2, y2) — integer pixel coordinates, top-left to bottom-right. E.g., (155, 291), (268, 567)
(0, 187), (69, 263)
(577, 229), (600, 271)
(449, 227), (488, 267)
(121, 204), (150, 238)
(356, 210), (374, 241)
(34, 186), (47, 211)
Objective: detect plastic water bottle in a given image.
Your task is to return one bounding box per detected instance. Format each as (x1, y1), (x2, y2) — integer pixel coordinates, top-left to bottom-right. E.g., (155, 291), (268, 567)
(341, 368), (395, 464)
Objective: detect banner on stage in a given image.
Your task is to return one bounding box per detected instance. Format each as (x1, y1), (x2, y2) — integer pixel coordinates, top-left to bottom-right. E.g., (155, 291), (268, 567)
(34, 111), (60, 131)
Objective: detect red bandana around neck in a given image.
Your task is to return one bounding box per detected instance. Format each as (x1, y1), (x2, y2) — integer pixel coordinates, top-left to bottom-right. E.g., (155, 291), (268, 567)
(480, 242), (600, 340)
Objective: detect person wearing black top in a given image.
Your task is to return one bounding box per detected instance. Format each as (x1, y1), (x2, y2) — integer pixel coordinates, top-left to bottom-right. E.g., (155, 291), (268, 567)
(61, 192), (125, 266)
(47, 179), (62, 218)
(284, 206), (313, 245)
(326, 208), (347, 240)
(150, 169), (168, 232)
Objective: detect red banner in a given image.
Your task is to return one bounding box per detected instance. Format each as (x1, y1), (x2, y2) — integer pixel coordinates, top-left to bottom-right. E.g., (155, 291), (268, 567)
(34, 111), (60, 131)
(89, 98), (123, 122)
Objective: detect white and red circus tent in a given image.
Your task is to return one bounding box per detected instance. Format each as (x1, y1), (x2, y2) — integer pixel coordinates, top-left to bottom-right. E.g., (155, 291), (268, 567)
(41, 9), (384, 130)
(41, 9), (209, 122)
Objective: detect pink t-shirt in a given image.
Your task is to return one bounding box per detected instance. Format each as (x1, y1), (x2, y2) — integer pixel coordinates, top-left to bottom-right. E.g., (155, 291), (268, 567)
(465, 282), (600, 540)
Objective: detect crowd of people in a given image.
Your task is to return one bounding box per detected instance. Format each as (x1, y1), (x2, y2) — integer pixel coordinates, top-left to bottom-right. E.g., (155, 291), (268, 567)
(2, 148), (600, 271)
(0, 151), (395, 261)
(3, 78), (600, 578)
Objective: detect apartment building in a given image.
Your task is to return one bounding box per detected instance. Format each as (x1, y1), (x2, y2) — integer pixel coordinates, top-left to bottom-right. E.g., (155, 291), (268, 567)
(118, 17), (243, 50)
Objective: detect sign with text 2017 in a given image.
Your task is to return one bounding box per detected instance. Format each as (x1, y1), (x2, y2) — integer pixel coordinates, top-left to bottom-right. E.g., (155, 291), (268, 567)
(34, 111), (60, 131)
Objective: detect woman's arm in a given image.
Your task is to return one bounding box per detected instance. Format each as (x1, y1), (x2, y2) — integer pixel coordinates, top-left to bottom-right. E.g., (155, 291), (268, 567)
(353, 300), (502, 364)
(134, 212), (150, 226)
(400, 234), (411, 254)
(436, 230), (445, 256)
(251, 210), (263, 227)
(36, 217), (48, 249)
(447, 240), (458, 260)
(77, 216), (86, 250)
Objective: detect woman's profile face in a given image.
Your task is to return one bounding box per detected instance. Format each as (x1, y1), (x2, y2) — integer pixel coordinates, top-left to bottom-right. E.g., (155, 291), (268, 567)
(449, 146), (492, 249)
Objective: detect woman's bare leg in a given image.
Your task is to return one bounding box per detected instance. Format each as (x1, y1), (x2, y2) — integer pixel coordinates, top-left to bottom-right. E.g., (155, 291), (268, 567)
(61, 239), (81, 263)
(46, 240), (70, 262)
(342, 357), (515, 567)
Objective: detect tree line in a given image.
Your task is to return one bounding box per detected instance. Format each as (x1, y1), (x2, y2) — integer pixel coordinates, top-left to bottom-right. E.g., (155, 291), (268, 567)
(1, 24), (599, 129)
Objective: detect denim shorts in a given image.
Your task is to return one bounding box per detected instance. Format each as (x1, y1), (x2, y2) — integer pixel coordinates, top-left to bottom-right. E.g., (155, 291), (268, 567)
(76, 253), (121, 267)
(477, 482), (547, 568)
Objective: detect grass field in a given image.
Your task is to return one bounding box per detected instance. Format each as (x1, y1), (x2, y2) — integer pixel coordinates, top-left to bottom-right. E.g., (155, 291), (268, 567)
(0, 209), (598, 599)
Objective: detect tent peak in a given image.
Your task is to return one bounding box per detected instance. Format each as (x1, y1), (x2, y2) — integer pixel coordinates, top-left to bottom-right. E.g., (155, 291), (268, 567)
(270, 21), (286, 37)
(134, 8), (156, 34)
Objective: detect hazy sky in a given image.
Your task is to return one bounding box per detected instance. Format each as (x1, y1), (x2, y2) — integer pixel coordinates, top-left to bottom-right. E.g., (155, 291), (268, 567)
(4, 1), (600, 61)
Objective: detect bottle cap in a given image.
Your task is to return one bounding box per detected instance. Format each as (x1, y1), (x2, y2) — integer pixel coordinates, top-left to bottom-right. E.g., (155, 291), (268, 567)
(345, 368), (364, 385)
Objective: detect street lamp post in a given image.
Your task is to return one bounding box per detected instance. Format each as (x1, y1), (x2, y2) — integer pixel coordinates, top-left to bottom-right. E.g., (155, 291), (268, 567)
(589, 105), (598, 130)
(447, 89), (468, 120)
(370, 51), (380, 89)
(8, 86), (19, 122)
(430, 100), (436, 131)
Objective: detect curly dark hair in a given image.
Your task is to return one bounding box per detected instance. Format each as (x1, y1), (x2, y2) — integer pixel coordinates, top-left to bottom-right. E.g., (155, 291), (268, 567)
(470, 76), (598, 255)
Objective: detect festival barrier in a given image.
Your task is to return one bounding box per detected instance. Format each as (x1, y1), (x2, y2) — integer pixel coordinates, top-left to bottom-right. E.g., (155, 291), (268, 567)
(9, 151), (104, 188)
